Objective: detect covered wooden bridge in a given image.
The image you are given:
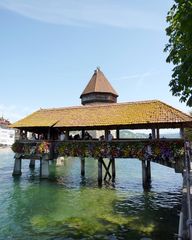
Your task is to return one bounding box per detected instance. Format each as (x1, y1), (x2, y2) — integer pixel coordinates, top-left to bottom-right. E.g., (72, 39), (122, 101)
(11, 99), (192, 188)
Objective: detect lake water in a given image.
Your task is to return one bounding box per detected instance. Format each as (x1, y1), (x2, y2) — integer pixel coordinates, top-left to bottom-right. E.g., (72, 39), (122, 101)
(0, 148), (182, 240)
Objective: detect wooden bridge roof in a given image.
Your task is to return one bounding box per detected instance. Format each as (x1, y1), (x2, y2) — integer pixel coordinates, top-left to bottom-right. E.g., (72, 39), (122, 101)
(11, 100), (192, 130)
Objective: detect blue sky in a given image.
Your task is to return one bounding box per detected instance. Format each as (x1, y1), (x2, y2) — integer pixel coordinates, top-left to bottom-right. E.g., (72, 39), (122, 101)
(0, 0), (190, 123)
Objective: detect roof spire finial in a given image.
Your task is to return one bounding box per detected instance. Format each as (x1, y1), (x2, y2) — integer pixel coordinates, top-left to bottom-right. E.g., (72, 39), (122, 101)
(94, 66), (100, 74)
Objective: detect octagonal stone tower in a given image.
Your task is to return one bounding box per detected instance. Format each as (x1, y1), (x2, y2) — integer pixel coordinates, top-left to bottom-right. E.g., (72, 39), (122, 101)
(80, 68), (118, 105)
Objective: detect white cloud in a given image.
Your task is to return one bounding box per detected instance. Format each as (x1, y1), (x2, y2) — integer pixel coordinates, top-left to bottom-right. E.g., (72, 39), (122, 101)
(0, 104), (35, 123)
(117, 72), (152, 81)
(0, 0), (165, 30)
(115, 71), (153, 88)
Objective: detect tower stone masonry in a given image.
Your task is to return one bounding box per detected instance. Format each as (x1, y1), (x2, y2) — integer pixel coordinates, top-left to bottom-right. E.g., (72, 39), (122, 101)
(80, 68), (118, 105)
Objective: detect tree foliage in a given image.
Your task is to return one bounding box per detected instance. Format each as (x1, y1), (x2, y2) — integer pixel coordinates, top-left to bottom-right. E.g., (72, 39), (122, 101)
(165, 0), (192, 106)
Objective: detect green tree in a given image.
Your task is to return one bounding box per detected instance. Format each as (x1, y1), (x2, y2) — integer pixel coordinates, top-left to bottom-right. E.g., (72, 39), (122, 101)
(165, 0), (192, 106)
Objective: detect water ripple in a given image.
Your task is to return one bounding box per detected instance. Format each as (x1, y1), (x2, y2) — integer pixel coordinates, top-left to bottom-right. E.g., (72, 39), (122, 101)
(0, 152), (182, 240)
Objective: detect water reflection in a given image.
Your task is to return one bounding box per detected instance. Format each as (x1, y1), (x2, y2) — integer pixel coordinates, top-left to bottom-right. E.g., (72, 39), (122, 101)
(0, 150), (182, 240)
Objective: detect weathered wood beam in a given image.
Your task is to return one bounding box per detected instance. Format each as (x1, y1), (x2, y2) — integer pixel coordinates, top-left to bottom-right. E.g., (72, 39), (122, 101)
(29, 159), (35, 169)
(12, 157), (22, 176)
(116, 129), (120, 140)
(81, 157), (85, 177)
(111, 157), (116, 182)
(40, 157), (49, 179)
(152, 129), (156, 139)
(98, 157), (103, 186)
(103, 159), (112, 181)
(180, 127), (184, 139)
(142, 160), (151, 189)
(156, 128), (160, 139)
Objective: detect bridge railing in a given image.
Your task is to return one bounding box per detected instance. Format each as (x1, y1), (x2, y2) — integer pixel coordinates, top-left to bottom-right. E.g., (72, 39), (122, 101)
(11, 139), (185, 164)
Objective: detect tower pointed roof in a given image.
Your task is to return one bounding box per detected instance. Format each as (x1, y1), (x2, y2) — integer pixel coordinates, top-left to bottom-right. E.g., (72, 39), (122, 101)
(80, 68), (118, 97)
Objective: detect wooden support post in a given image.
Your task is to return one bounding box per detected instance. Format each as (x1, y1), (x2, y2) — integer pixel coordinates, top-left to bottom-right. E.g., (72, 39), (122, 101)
(40, 157), (49, 179)
(152, 129), (156, 139)
(47, 128), (51, 140)
(24, 130), (27, 139)
(142, 160), (151, 189)
(12, 157), (22, 176)
(98, 157), (116, 183)
(105, 129), (108, 140)
(146, 160), (151, 182)
(81, 157), (85, 177)
(156, 128), (160, 139)
(65, 130), (69, 140)
(180, 127), (184, 139)
(98, 157), (103, 186)
(103, 159), (112, 181)
(29, 159), (35, 169)
(116, 129), (120, 140)
(111, 157), (116, 182)
(82, 130), (85, 140)
(142, 160), (147, 188)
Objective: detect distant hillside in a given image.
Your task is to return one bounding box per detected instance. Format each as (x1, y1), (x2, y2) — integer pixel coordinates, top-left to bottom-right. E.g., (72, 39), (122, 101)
(120, 130), (148, 139)
(120, 130), (180, 139)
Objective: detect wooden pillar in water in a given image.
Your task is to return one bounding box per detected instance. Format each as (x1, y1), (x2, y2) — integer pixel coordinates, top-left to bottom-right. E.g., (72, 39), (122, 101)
(81, 157), (85, 177)
(142, 160), (147, 188)
(146, 160), (151, 182)
(12, 157), (22, 176)
(111, 157), (116, 182)
(98, 157), (103, 185)
(142, 160), (151, 189)
(29, 159), (35, 169)
(40, 157), (49, 179)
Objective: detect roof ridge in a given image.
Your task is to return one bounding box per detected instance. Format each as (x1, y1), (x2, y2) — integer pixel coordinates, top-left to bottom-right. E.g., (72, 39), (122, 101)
(40, 99), (160, 112)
